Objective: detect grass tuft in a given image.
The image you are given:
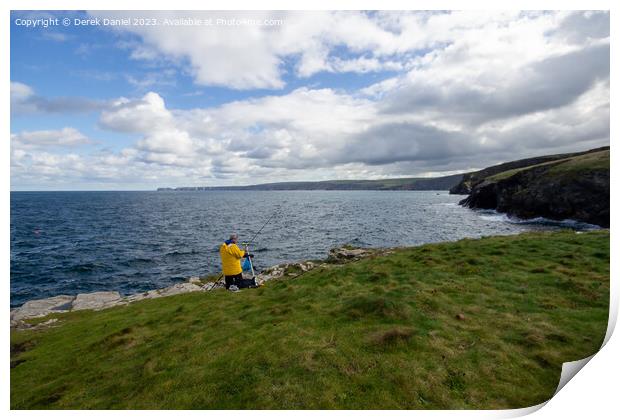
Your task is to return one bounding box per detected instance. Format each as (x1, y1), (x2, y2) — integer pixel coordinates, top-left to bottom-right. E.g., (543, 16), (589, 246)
(368, 327), (415, 348)
(339, 295), (411, 320)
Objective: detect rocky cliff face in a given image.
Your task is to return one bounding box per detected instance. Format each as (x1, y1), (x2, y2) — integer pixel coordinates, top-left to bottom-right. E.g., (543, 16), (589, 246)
(460, 150), (610, 227)
(450, 146), (609, 195)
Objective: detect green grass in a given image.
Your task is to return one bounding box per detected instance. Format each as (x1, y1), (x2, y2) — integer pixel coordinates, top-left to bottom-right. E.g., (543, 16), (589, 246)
(547, 150), (610, 176)
(487, 150), (609, 182)
(10, 230), (609, 409)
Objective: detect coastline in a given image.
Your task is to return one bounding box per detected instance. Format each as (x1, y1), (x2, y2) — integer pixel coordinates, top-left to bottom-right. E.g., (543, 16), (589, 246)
(9, 224), (604, 328)
(10, 245), (384, 329)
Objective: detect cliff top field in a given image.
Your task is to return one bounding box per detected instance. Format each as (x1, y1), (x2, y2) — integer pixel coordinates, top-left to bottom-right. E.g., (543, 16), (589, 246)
(449, 146), (609, 195)
(487, 149), (610, 182)
(11, 230), (609, 409)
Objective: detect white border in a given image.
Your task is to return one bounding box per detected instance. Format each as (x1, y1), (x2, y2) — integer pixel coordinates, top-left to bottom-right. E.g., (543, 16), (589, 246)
(3, 1), (616, 419)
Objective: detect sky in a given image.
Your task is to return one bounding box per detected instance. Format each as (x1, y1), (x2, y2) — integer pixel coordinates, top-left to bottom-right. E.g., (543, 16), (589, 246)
(10, 10), (610, 191)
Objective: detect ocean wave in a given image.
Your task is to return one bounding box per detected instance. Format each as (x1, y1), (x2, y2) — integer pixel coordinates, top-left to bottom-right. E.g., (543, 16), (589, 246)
(68, 262), (107, 273)
(129, 257), (152, 263)
(477, 209), (601, 230)
(165, 250), (200, 257)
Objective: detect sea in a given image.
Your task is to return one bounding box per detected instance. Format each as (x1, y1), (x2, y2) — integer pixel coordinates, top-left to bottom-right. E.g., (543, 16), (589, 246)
(10, 190), (600, 307)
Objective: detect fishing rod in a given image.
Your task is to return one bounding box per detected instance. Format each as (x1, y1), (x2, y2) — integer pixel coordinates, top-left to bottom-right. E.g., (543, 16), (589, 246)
(241, 207), (281, 278)
(246, 207), (281, 245)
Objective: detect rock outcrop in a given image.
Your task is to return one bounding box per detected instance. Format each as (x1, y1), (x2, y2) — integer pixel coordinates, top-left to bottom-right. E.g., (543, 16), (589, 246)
(450, 146), (609, 195)
(255, 260), (320, 284)
(460, 149), (610, 227)
(10, 295), (74, 326)
(10, 283), (207, 327)
(328, 247), (375, 261)
(73, 291), (123, 311)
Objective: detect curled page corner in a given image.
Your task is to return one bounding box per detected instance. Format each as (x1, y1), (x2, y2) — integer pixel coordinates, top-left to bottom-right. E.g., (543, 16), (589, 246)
(495, 354), (602, 418)
(601, 299), (618, 349)
(551, 296), (617, 397)
(494, 401), (548, 418)
(551, 276), (618, 398)
(498, 301), (617, 418)
(553, 355), (596, 396)
(552, 298), (617, 396)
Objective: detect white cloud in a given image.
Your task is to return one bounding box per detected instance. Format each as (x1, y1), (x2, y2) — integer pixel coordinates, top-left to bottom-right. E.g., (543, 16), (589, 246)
(11, 11), (610, 189)
(10, 81), (34, 100)
(83, 11), (470, 89)
(40, 32), (70, 42)
(11, 81), (37, 114)
(89, 11), (607, 91)
(99, 92), (208, 167)
(10, 81), (108, 115)
(11, 127), (93, 149)
(376, 42), (609, 126)
(99, 92), (173, 133)
(124, 69), (177, 90)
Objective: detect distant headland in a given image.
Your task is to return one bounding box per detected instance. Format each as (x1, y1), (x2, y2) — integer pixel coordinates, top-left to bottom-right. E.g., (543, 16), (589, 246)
(157, 174), (464, 192)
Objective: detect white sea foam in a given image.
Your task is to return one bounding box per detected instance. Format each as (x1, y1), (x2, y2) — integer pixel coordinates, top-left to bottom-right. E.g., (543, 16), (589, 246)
(476, 209), (601, 230)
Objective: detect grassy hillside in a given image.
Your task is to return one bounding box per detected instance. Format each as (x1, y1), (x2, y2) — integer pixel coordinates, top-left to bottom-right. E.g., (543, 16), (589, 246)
(488, 150), (610, 182)
(449, 146), (609, 194)
(11, 230), (609, 409)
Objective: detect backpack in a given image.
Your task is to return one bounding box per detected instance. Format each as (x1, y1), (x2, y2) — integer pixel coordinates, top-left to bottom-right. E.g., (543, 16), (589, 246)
(241, 257), (252, 271)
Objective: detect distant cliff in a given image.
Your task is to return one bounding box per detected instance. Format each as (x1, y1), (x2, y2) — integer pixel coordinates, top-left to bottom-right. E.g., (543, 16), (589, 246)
(449, 146), (609, 195)
(158, 173), (464, 192)
(459, 148), (610, 227)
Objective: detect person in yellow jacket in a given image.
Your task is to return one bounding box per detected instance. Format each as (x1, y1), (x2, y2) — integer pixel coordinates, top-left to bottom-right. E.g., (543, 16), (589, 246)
(219, 233), (249, 289)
